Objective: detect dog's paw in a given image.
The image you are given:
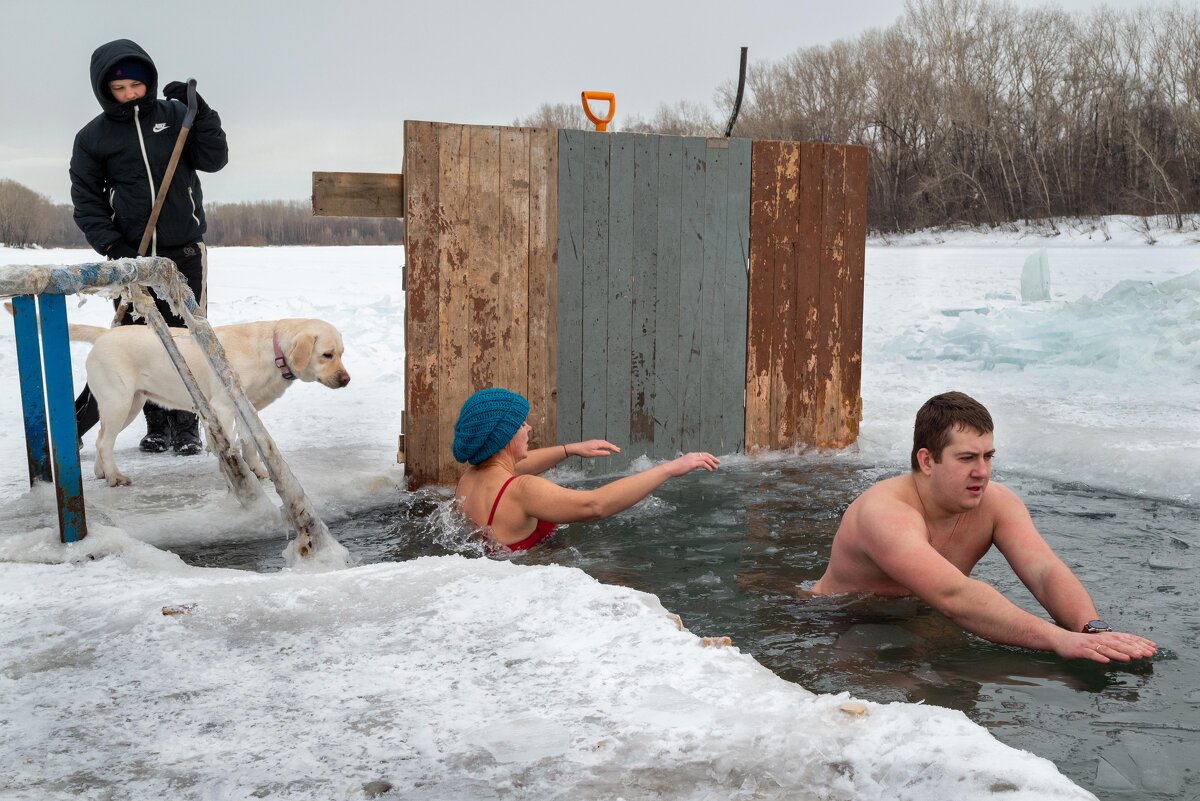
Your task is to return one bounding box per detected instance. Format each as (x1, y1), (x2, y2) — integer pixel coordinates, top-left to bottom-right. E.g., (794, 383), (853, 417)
(105, 473), (132, 487)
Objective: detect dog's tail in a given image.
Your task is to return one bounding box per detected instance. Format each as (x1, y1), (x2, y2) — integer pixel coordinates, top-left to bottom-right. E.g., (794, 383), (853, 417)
(5, 301), (109, 343)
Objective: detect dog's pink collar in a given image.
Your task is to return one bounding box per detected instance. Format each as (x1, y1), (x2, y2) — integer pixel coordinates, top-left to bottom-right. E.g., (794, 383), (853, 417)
(272, 332), (296, 381)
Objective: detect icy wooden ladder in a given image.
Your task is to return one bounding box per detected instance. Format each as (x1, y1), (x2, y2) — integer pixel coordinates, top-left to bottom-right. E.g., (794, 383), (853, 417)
(1, 257), (346, 564)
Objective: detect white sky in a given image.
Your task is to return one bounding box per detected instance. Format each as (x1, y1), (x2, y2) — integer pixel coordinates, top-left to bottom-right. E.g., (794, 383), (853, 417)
(0, 0), (1156, 204)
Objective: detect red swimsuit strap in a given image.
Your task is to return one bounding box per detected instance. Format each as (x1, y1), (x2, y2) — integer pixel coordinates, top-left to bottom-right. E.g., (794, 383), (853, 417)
(486, 475), (520, 526)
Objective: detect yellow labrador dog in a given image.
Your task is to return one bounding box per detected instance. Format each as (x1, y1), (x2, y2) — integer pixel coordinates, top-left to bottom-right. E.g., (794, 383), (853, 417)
(69, 319), (350, 486)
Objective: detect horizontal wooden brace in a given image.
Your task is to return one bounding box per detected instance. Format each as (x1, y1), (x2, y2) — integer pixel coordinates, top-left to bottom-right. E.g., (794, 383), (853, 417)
(311, 172), (404, 218)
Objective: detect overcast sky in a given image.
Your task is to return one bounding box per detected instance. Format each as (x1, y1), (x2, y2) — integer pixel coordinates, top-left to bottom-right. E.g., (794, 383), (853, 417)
(1, 0), (1155, 204)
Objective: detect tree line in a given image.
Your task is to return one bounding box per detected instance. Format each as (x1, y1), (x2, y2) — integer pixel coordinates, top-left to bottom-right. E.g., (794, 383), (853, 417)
(0, 181), (402, 249)
(519, 0), (1200, 231)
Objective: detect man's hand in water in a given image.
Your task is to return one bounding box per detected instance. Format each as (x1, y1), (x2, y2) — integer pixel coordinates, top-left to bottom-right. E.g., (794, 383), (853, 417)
(1055, 630), (1157, 663)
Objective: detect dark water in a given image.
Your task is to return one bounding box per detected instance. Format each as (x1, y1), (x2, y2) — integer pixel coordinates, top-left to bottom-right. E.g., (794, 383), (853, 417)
(173, 455), (1200, 801)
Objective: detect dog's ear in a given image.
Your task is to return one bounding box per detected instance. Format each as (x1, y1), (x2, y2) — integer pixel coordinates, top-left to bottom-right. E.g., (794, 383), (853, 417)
(287, 333), (316, 374)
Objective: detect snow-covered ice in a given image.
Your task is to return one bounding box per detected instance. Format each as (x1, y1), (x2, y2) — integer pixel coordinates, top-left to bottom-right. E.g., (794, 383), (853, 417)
(3, 217), (1197, 799)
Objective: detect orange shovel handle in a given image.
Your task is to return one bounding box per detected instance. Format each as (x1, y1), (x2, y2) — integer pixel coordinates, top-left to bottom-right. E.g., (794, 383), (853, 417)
(581, 91), (616, 132)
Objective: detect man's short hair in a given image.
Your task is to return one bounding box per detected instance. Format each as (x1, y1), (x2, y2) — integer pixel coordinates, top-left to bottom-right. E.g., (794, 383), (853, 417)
(911, 391), (994, 470)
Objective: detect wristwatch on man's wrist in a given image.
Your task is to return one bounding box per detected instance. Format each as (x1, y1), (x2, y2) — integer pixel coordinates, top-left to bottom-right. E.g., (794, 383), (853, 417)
(1081, 619), (1112, 634)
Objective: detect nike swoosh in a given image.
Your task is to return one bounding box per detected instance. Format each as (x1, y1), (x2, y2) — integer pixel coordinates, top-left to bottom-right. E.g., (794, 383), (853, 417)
(153, 123), (168, 133)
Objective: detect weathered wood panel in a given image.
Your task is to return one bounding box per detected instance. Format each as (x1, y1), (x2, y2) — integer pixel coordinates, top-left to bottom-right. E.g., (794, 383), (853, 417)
(312, 172), (404, 218)
(795, 142), (825, 446)
(747, 141), (868, 451)
(606, 134), (635, 473)
(436, 125), (471, 484)
(468, 127), (501, 393)
(840, 145), (868, 445)
(722, 138), (751, 454)
(555, 130), (585, 471)
(404, 122), (557, 488)
(699, 140), (727, 454)
(629, 136), (659, 457)
(527, 128), (557, 449)
(498, 128), (530, 397)
(402, 122), (440, 489)
(678, 137), (707, 454)
(653, 135), (683, 460)
(745, 140), (776, 453)
(581, 132), (610, 462)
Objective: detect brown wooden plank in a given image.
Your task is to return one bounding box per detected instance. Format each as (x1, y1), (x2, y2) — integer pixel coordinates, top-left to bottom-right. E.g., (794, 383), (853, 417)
(468, 127), (501, 393)
(838, 145), (869, 446)
(312, 172), (404, 217)
(795, 142), (825, 446)
(527, 127), (557, 450)
(768, 143), (800, 450)
(437, 124), (472, 485)
(498, 127), (531, 399)
(745, 140), (778, 452)
(816, 144), (848, 447)
(402, 123), (439, 489)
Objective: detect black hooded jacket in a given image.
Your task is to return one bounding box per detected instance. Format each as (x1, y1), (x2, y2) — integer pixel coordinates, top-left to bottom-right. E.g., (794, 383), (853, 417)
(69, 39), (228, 255)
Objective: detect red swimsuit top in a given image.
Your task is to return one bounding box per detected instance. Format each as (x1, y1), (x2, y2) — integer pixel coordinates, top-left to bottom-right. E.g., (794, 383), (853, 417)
(487, 475), (558, 551)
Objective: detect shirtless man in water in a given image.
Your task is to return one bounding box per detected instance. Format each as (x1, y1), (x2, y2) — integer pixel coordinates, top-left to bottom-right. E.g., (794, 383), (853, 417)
(813, 391), (1157, 664)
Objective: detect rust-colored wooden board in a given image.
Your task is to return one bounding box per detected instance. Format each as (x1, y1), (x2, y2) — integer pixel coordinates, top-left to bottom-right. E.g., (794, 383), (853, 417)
(795, 142), (825, 446)
(402, 123), (440, 489)
(841, 146), (868, 443)
(816, 145), (848, 447)
(745, 140), (778, 452)
(747, 139), (865, 452)
(312, 172), (404, 218)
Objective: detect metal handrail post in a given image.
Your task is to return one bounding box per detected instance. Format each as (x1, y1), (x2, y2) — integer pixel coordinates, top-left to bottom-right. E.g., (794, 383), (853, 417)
(36, 294), (88, 542)
(12, 295), (52, 485)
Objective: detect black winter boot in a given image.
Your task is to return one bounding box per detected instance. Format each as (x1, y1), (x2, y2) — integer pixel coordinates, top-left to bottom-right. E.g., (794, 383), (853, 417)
(139, 403), (172, 453)
(169, 410), (203, 456)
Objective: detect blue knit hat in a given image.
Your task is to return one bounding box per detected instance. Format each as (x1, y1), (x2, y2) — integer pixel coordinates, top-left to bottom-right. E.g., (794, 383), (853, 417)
(106, 58), (151, 86)
(452, 388), (530, 465)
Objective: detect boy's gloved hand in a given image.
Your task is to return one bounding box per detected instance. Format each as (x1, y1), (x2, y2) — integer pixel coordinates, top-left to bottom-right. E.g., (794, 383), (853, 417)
(162, 81), (210, 114)
(106, 241), (139, 260)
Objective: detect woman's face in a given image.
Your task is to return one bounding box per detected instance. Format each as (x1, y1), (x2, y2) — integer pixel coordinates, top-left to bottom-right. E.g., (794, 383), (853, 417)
(508, 420), (531, 461)
(108, 80), (146, 104)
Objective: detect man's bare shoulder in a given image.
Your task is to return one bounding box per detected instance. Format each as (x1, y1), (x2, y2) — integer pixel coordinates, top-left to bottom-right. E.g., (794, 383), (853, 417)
(852, 475), (921, 514)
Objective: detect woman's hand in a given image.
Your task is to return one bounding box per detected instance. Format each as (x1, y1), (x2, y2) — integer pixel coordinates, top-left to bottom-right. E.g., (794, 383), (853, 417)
(569, 440), (621, 458)
(663, 452), (720, 476)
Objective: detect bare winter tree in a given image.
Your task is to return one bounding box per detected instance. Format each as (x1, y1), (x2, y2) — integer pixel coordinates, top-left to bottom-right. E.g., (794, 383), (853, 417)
(0, 179), (53, 248)
(513, 103), (592, 130)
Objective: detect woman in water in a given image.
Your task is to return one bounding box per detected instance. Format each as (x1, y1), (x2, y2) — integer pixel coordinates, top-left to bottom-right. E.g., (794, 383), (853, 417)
(453, 388), (720, 552)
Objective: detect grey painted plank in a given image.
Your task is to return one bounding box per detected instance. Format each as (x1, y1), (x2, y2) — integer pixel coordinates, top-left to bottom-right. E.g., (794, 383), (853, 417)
(677, 137), (707, 453)
(556, 129), (585, 461)
(699, 141), (728, 454)
(629, 134), (659, 460)
(581, 131), (610, 473)
(724, 138), (752, 454)
(606, 133), (635, 473)
(653, 136), (683, 458)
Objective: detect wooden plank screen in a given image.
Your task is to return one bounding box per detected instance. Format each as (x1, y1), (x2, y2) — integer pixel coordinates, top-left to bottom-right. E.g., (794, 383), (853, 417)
(746, 142), (867, 451)
(557, 131), (750, 474)
(402, 121), (557, 489)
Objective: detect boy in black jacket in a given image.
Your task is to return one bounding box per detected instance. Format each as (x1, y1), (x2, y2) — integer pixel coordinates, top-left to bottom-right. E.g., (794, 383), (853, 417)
(70, 38), (228, 455)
